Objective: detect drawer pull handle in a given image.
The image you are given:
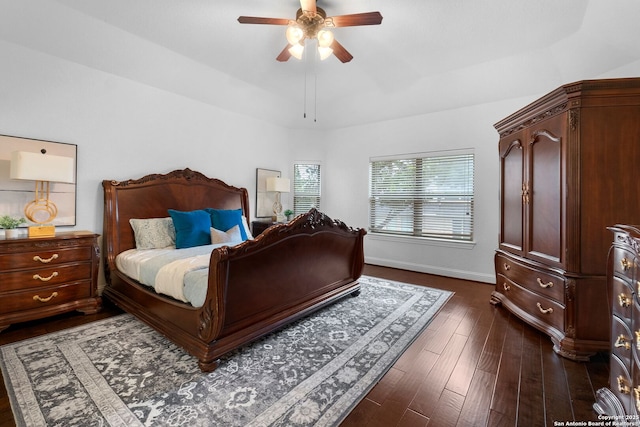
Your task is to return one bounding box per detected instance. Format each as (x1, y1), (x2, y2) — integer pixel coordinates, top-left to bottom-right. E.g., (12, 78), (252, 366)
(618, 376), (631, 394)
(536, 278), (554, 288)
(634, 386), (640, 412)
(621, 257), (632, 271)
(503, 283), (511, 291)
(33, 254), (59, 263)
(503, 263), (510, 271)
(33, 272), (58, 282)
(33, 292), (58, 303)
(536, 302), (553, 314)
(619, 293), (632, 308)
(615, 334), (631, 351)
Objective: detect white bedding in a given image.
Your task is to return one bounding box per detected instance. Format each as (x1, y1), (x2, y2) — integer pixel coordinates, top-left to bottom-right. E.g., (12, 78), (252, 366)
(115, 244), (226, 307)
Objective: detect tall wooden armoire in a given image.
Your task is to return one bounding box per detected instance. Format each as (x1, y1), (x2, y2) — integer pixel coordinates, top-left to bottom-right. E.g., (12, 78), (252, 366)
(490, 78), (640, 360)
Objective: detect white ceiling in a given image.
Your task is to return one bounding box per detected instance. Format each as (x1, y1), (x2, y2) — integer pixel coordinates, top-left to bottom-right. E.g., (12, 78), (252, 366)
(2, 0), (640, 129)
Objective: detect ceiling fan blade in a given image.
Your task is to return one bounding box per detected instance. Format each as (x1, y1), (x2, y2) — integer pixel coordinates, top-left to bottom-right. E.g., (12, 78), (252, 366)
(330, 39), (353, 63)
(276, 44), (293, 62)
(300, 0), (317, 14)
(237, 16), (290, 25)
(326, 11), (383, 27)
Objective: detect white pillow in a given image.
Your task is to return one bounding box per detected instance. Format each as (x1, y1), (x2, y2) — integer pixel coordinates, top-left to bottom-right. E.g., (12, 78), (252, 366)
(130, 217), (176, 249)
(210, 225), (243, 245)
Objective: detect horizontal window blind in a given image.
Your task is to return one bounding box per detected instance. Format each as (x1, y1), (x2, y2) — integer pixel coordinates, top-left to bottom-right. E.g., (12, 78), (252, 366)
(369, 153), (474, 241)
(293, 163), (321, 215)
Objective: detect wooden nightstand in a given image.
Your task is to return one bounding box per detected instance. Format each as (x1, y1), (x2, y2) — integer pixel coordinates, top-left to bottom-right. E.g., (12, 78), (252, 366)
(0, 231), (102, 332)
(251, 220), (282, 236)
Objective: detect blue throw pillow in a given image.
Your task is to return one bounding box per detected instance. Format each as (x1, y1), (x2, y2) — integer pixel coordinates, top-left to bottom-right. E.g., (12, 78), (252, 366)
(206, 208), (248, 241)
(168, 209), (212, 249)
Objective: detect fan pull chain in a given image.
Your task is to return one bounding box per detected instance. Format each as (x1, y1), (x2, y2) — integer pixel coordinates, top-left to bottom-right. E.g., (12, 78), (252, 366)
(303, 66), (307, 119)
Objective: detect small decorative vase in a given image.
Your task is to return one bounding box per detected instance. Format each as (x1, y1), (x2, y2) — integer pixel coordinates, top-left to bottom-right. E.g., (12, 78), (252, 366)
(4, 229), (19, 239)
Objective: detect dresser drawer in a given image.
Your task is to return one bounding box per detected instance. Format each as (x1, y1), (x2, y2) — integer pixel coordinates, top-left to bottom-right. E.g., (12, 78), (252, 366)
(497, 274), (565, 332)
(0, 281), (92, 314)
(613, 275), (635, 322)
(496, 254), (565, 303)
(0, 246), (92, 270)
(613, 314), (634, 369)
(611, 247), (637, 282)
(611, 354), (634, 415)
(0, 263), (92, 292)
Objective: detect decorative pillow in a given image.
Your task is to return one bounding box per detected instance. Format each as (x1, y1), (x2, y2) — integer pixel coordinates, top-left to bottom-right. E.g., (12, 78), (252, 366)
(168, 209), (212, 249)
(210, 225), (242, 245)
(206, 208), (248, 241)
(241, 216), (254, 240)
(129, 217), (175, 249)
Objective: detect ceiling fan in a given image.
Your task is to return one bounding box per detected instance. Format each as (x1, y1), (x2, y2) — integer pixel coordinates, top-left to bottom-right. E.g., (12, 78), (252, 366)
(238, 0), (383, 63)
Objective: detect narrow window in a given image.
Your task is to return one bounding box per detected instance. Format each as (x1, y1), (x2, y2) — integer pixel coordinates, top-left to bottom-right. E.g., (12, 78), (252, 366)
(293, 163), (321, 215)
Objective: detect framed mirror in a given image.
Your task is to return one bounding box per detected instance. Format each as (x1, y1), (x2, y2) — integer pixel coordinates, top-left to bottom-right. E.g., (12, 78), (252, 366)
(256, 168), (280, 218)
(0, 134), (77, 227)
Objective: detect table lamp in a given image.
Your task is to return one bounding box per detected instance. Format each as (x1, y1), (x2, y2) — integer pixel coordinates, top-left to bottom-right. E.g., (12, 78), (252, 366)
(10, 150), (75, 237)
(266, 177), (290, 222)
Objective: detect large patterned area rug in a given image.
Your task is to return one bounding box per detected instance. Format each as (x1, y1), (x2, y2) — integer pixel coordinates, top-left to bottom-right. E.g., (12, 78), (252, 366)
(1, 276), (452, 427)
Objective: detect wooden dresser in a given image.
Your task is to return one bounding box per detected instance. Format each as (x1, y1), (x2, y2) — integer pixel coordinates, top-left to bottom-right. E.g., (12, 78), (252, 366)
(0, 231), (101, 332)
(490, 78), (640, 360)
(594, 225), (640, 416)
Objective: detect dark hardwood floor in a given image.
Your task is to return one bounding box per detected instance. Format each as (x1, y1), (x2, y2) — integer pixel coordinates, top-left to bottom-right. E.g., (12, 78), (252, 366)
(0, 265), (609, 426)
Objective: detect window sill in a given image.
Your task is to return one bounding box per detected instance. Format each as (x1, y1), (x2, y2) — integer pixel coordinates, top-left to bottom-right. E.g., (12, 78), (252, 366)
(366, 232), (476, 250)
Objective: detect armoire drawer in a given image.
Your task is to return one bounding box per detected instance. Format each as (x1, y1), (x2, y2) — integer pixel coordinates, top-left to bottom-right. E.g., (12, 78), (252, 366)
(496, 253), (565, 303)
(497, 274), (565, 332)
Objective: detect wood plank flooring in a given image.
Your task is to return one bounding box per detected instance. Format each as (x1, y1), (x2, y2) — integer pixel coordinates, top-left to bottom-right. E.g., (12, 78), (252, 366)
(0, 265), (610, 426)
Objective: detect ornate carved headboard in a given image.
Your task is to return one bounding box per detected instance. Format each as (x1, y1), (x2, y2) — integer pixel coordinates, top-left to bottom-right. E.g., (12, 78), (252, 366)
(102, 168), (250, 269)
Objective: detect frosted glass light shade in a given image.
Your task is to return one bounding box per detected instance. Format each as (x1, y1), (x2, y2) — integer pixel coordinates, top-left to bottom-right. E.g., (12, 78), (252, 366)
(266, 177), (290, 193)
(10, 151), (75, 183)
(288, 43), (304, 60)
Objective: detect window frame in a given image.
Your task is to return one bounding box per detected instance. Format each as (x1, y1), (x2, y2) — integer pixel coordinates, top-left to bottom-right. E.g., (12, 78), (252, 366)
(368, 149), (475, 243)
(292, 162), (322, 216)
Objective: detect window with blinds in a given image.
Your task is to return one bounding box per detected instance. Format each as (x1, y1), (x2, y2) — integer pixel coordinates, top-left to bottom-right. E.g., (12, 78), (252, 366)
(293, 163), (321, 215)
(369, 151), (474, 241)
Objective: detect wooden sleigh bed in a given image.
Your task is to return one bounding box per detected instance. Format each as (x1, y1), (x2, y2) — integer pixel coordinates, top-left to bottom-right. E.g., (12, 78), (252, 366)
(102, 168), (366, 372)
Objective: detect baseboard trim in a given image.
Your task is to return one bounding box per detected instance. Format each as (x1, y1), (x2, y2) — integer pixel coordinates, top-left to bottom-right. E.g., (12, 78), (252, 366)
(365, 256), (495, 284)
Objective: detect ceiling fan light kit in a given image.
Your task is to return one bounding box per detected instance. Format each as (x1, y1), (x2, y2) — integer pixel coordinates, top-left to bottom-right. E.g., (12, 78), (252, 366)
(238, 0), (382, 63)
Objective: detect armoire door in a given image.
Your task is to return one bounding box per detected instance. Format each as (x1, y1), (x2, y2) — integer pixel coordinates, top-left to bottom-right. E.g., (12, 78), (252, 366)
(525, 114), (565, 267)
(498, 131), (525, 256)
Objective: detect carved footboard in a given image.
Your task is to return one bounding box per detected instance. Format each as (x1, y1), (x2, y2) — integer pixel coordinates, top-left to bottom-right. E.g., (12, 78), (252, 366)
(197, 209), (366, 371)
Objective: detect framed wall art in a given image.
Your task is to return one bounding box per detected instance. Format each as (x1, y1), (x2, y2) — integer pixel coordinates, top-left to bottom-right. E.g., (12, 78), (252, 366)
(0, 134), (77, 227)
(255, 168), (280, 218)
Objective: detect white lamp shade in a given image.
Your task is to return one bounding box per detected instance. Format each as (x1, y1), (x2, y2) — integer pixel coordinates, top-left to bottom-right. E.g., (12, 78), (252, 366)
(266, 177), (290, 193)
(10, 151), (75, 183)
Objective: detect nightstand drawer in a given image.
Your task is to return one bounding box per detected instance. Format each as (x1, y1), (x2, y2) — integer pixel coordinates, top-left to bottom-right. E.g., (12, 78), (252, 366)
(0, 281), (92, 314)
(0, 263), (92, 292)
(0, 246), (92, 270)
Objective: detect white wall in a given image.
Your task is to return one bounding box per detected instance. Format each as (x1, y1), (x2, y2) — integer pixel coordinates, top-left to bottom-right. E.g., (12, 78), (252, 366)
(0, 40), (293, 236)
(2, 37), (640, 288)
(320, 101), (530, 284)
